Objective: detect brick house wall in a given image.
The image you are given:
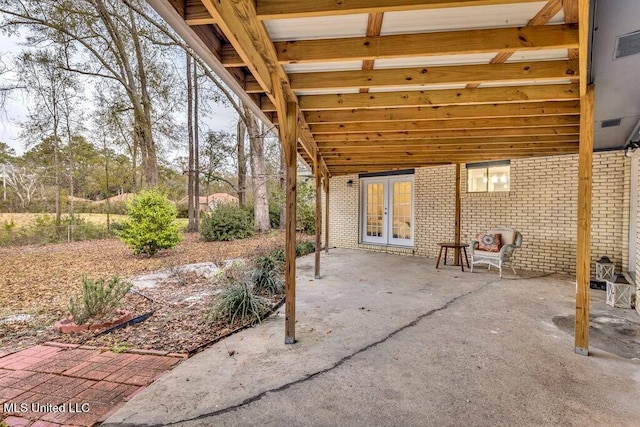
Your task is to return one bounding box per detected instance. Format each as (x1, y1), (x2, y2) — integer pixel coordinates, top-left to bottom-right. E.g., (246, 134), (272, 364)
(327, 151), (630, 274)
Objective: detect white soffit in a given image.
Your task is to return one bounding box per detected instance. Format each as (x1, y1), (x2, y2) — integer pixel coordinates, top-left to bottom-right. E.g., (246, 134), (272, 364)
(368, 84), (468, 93)
(374, 53), (496, 69)
(380, 2), (561, 35)
(506, 49), (569, 62)
(478, 79), (573, 88)
(284, 61), (364, 73)
(264, 14), (368, 41)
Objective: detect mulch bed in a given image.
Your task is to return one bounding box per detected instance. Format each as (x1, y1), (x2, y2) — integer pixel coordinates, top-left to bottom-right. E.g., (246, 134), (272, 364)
(0, 231), (301, 354)
(50, 272), (284, 354)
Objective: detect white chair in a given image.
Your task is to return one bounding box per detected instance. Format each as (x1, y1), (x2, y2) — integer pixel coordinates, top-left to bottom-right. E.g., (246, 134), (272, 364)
(470, 227), (522, 278)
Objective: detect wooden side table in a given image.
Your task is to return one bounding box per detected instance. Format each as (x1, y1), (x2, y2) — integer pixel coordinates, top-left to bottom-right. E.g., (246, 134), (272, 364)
(436, 243), (470, 271)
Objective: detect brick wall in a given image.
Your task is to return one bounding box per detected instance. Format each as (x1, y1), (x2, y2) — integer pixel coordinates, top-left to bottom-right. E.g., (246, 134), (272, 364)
(327, 151), (630, 274)
(635, 154), (640, 279)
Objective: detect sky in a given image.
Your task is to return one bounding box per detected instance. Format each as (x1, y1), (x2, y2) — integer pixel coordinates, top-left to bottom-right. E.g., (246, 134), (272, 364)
(0, 31), (241, 160)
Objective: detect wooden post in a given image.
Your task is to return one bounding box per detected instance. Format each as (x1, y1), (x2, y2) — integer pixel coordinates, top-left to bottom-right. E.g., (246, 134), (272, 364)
(324, 173), (329, 254)
(314, 152), (322, 279)
(284, 101), (298, 345)
(574, 85), (595, 355)
(454, 163), (461, 264)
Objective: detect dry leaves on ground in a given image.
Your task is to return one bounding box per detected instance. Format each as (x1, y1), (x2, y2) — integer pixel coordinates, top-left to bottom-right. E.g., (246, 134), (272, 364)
(0, 231), (289, 353)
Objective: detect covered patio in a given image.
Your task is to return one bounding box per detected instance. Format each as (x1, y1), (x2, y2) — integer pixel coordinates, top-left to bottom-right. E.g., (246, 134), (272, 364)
(105, 250), (640, 425)
(149, 0), (607, 354)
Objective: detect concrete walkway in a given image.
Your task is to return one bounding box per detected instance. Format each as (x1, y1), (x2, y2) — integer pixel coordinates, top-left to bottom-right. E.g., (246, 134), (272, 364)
(105, 249), (640, 426)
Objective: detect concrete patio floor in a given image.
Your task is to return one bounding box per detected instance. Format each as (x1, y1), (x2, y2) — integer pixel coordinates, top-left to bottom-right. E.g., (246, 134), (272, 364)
(105, 249), (640, 426)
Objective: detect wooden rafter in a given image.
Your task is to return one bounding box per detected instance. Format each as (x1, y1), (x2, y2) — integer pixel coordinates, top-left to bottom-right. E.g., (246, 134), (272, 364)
(256, 0), (545, 19)
(223, 25), (578, 66)
(360, 13), (384, 94)
(310, 115), (579, 134)
(317, 135), (577, 148)
(263, 60), (577, 93)
(304, 101), (580, 123)
(263, 84), (580, 112)
(185, 0), (215, 25)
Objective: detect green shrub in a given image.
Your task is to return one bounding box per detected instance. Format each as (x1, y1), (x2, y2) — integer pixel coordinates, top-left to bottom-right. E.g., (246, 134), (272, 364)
(252, 256), (284, 295)
(297, 203), (316, 235)
(115, 190), (182, 256)
(296, 240), (315, 257)
(68, 275), (132, 325)
(208, 278), (269, 325)
(269, 247), (285, 263)
(200, 204), (254, 242)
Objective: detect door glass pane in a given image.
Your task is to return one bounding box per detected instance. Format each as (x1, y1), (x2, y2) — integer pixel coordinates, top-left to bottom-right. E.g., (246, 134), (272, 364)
(366, 183), (384, 237)
(392, 181), (412, 240)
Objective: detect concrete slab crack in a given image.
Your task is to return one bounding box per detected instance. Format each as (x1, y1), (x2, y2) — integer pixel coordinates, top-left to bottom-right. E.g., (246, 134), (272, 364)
(104, 281), (494, 427)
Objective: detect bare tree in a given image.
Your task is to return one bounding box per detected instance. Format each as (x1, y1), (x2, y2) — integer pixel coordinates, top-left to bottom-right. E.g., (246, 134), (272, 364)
(193, 58), (200, 229)
(4, 163), (40, 208)
(0, 0), (183, 187)
(186, 52), (195, 232)
(245, 104), (270, 233)
(237, 119), (247, 206)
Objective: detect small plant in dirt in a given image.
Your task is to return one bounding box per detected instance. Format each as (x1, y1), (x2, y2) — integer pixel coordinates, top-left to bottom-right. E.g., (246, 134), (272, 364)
(252, 256), (284, 295)
(116, 190), (182, 256)
(200, 204), (254, 242)
(296, 241), (315, 257)
(68, 275), (132, 325)
(208, 278), (269, 326)
(268, 248), (285, 263)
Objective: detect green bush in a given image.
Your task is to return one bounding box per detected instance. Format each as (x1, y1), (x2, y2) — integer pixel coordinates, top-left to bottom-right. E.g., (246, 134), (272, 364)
(200, 204), (254, 242)
(115, 190), (182, 256)
(297, 203), (316, 235)
(252, 256), (284, 295)
(296, 240), (315, 257)
(268, 247), (285, 263)
(207, 278), (269, 325)
(68, 275), (132, 325)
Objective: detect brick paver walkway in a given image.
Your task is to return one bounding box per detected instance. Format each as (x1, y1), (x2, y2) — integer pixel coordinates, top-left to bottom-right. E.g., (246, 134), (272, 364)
(0, 344), (181, 426)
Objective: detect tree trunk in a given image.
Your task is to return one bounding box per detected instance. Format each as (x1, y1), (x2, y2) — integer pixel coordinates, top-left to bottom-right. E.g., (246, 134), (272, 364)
(245, 105), (270, 233)
(186, 52), (196, 232)
(52, 92), (61, 227)
(279, 143), (286, 229)
(237, 118), (246, 206)
(193, 59), (200, 231)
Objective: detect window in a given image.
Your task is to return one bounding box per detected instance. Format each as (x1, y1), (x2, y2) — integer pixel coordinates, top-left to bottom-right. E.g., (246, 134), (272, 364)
(467, 161), (510, 192)
(360, 173), (414, 247)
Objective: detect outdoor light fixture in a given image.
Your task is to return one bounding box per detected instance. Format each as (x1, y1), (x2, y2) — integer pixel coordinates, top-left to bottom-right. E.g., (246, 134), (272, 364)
(347, 179), (354, 187)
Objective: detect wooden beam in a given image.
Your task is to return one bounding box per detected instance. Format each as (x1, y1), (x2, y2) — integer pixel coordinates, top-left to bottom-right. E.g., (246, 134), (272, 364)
(324, 173), (329, 254)
(360, 13), (384, 93)
(257, 0), (545, 19)
(284, 101), (298, 345)
(322, 148), (579, 161)
(262, 84), (580, 112)
(323, 151), (578, 165)
(319, 143), (579, 154)
(454, 163), (461, 264)
(574, 84), (594, 355)
(310, 115), (580, 134)
(288, 60), (577, 92)
(273, 25), (578, 64)
(226, 25), (578, 66)
(564, 0), (579, 24)
(314, 127), (580, 142)
(185, 0), (216, 25)
(577, 0), (589, 96)
(318, 135), (579, 151)
(304, 101), (581, 123)
(314, 151), (322, 279)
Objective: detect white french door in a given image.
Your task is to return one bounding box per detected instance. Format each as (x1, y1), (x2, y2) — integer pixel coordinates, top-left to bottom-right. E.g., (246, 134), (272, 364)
(361, 176), (414, 247)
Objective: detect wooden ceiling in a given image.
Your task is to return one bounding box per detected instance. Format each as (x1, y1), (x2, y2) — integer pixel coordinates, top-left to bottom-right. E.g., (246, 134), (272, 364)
(164, 0), (589, 176)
